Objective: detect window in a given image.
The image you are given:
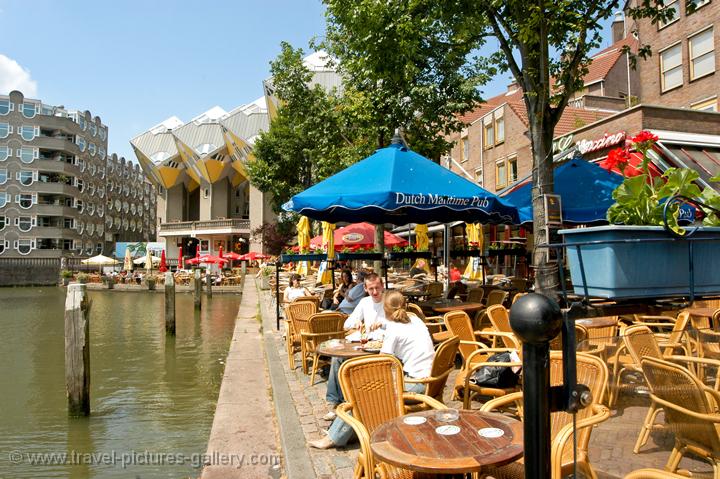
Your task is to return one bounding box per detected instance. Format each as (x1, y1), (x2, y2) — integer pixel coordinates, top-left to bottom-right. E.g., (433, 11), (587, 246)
(17, 194), (35, 209)
(87, 203), (95, 215)
(77, 116), (86, 130)
(496, 160), (507, 189)
(689, 0), (710, 12)
(88, 163), (96, 176)
(17, 170), (34, 186)
(16, 239), (34, 255)
(97, 204), (104, 216)
(76, 136), (86, 152)
(691, 96), (718, 112)
(0, 240), (6, 254)
(196, 143), (217, 155)
(88, 143), (96, 156)
(19, 125), (38, 141)
(98, 148), (106, 160)
(19, 147), (37, 164)
(659, 0), (679, 28)
(21, 103), (37, 118)
(0, 192), (7, 208)
(75, 199), (83, 212)
(16, 216), (34, 232)
(508, 157), (518, 184)
(495, 115), (505, 144)
(0, 122), (11, 138)
(0, 169), (6, 185)
(475, 168), (484, 188)
(0, 145), (8, 161)
(0, 100), (12, 115)
(77, 221), (85, 234)
(484, 122), (495, 149)
(689, 27), (715, 80)
(89, 123), (97, 137)
(87, 223), (94, 235)
(64, 218), (75, 229)
(462, 138), (469, 162)
(0, 216), (5, 230)
(660, 43), (683, 92)
(99, 127), (106, 140)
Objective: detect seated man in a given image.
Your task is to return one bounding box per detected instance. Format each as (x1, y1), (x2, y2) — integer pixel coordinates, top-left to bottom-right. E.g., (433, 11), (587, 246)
(409, 259), (429, 278)
(321, 272), (385, 422)
(337, 270), (368, 315)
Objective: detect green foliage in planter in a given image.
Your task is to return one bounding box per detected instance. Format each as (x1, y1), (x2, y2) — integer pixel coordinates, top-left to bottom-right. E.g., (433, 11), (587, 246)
(60, 269), (74, 279)
(76, 273), (89, 283)
(605, 131), (720, 234)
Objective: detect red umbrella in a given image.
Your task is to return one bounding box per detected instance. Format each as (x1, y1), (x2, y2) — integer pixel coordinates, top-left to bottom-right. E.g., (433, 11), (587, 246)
(159, 250), (168, 272)
(240, 252), (270, 261)
(186, 257), (202, 265)
(218, 245), (224, 258)
(308, 222), (408, 251)
(199, 254), (228, 265)
(178, 246), (183, 271)
(223, 251), (243, 260)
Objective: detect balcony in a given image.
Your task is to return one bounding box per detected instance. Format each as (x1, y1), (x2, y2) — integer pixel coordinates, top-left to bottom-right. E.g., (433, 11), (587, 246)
(158, 218), (250, 237)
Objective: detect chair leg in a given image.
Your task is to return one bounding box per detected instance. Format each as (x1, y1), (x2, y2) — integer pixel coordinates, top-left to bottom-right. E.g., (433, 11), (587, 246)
(287, 339), (295, 370)
(634, 401), (660, 453)
(665, 444), (684, 473)
(310, 353), (319, 386)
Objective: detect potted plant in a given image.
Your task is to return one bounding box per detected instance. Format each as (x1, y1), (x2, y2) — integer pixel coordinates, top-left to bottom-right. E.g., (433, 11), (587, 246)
(386, 245), (432, 261)
(146, 276), (157, 291)
(259, 266), (273, 290)
(76, 273), (89, 284)
(102, 274), (114, 289)
(560, 131), (720, 299)
(60, 269), (73, 286)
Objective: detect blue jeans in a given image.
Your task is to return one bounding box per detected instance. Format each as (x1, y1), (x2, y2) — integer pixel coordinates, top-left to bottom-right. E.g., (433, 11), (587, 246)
(328, 377), (427, 446)
(325, 357), (345, 405)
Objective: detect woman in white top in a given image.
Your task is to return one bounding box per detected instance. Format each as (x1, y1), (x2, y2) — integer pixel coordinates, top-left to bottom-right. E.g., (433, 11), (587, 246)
(380, 290), (435, 391)
(283, 274), (311, 303)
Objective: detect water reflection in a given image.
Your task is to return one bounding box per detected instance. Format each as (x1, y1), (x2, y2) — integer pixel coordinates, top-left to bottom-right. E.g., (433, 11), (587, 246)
(0, 288), (239, 478)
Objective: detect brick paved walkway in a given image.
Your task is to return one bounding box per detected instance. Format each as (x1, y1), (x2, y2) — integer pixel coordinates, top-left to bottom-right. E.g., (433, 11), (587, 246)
(260, 288), (714, 478)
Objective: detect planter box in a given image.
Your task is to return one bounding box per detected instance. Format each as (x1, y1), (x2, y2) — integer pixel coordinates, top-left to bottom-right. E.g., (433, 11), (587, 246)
(336, 252), (383, 261)
(386, 251), (433, 261)
(560, 225), (720, 299)
(487, 249), (526, 257)
(450, 250), (483, 259)
(279, 253), (327, 263)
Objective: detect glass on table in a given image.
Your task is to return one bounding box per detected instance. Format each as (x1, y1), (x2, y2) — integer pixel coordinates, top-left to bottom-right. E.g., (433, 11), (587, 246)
(434, 408), (459, 422)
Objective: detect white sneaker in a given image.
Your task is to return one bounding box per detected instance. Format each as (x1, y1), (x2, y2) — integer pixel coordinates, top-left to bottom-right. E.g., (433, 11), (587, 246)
(322, 411), (336, 421)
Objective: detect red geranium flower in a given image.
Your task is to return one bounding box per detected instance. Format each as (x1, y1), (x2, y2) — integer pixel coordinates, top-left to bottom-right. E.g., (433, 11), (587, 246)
(604, 147), (630, 172)
(631, 130), (659, 144)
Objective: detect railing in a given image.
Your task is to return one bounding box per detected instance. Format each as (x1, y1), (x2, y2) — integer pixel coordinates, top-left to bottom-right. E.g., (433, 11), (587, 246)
(159, 219), (250, 232)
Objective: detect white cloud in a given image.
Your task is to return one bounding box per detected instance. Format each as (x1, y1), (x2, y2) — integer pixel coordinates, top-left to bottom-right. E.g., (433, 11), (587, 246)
(0, 55), (37, 97)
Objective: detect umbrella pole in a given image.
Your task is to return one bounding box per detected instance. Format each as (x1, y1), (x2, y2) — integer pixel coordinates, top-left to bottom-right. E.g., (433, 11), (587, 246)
(275, 262), (281, 330)
(444, 225), (451, 292)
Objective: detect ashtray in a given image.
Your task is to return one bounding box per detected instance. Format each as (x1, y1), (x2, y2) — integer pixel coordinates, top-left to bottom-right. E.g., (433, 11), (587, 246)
(434, 409), (459, 422)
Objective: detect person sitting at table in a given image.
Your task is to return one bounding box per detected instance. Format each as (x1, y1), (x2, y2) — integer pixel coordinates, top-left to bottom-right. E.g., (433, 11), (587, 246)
(337, 270), (368, 315)
(283, 274), (311, 303)
(409, 259), (428, 278)
(309, 289), (435, 449)
(322, 269), (355, 310)
(450, 263), (462, 283)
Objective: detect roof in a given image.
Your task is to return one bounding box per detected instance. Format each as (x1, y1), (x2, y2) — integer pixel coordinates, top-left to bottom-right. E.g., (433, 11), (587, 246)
(583, 36), (638, 85)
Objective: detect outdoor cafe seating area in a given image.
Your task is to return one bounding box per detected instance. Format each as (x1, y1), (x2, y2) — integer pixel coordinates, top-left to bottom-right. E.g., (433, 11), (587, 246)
(276, 268), (720, 478)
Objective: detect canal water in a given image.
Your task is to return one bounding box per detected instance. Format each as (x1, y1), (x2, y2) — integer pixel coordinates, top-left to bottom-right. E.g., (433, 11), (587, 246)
(0, 287), (239, 478)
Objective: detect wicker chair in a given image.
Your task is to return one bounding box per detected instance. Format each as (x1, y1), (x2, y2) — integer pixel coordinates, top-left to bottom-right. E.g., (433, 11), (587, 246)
(474, 290), (510, 330)
(466, 287), (484, 304)
(406, 303), (447, 343)
(624, 324), (720, 454)
(292, 295), (320, 309)
(284, 300), (317, 371)
(335, 355), (447, 479)
(480, 352), (610, 479)
(624, 468), (688, 478)
(641, 357), (720, 477)
(425, 282), (444, 300)
(688, 309), (720, 361)
(548, 324), (589, 351)
(444, 310), (521, 409)
(301, 312), (346, 385)
(405, 336), (460, 410)
(485, 305), (521, 349)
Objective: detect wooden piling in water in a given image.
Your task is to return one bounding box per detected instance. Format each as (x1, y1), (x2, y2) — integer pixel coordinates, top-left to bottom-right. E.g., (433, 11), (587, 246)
(165, 272), (176, 335)
(206, 270), (213, 298)
(65, 283), (91, 416)
(194, 269), (202, 309)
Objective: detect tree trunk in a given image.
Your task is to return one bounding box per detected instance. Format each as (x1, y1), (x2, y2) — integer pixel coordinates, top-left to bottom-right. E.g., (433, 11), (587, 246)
(374, 224), (384, 274)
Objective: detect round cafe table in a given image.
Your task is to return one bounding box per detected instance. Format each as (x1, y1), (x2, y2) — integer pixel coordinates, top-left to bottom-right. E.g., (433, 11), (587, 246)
(576, 316), (618, 329)
(370, 409), (523, 475)
(317, 339), (380, 359)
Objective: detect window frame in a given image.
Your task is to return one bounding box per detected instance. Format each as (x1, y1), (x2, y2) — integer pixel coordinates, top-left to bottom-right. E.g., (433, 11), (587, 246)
(0, 169), (6, 185)
(462, 137), (470, 162)
(0, 215), (6, 231)
(689, 26), (715, 81)
(0, 192), (8, 208)
(484, 122), (495, 150)
(658, 0), (680, 29)
(0, 122), (11, 139)
(659, 41), (684, 92)
(507, 156), (519, 185)
(19, 147), (38, 164)
(21, 103), (37, 119)
(15, 238), (34, 255)
(495, 158), (508, 190)
(17, 170), (35, 186)
(0, 145), (8, 161)
(691, 96), (718, 111)
(19, 125), (38, 141)
(495, 115), (505, 144)
(17, 193), (36, 209)
(0, 99), (13, 115)
(15, 216), (35, 232)
(474, 167), (484, 188)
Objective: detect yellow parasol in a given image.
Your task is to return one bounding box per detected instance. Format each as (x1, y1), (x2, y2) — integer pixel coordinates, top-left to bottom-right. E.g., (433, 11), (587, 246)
(145, 248), (154, 275)
(412, 224), (431, 273)
(463, 223), (484, 280)
(319, 221), (335, 284)
(296, 216), (310, 275)
(123, 248), (133, 272)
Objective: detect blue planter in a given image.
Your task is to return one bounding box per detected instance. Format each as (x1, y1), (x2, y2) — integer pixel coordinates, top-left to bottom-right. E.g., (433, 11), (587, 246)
(560, 225), (720, 299)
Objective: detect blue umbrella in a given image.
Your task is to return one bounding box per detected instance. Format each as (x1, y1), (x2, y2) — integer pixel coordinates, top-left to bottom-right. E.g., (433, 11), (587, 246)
(282, 141), (518, 224)
(502, 158), (622, 225)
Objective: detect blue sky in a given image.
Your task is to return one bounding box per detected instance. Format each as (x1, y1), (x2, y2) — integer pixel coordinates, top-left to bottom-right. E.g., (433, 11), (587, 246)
(0, 0), (615, 162)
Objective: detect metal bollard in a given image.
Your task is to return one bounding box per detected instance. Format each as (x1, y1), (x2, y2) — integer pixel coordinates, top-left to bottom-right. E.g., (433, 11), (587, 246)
(509, 293), (562, 479)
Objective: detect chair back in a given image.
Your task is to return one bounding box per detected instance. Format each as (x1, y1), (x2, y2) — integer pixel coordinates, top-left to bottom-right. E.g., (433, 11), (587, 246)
(667, 311), (691, 348)
(486, 305), (518, 349)
(293, 295), (319, 308)
(424, 336), (460, 400)
(550, 351), (608, 462)
(426, 282), (443, 300)
(406, 303), (428, 321)
(623, 325), (663, 365)
(444, 311), (477, 363)
(466, 288), (484, 303)
(285, 300), (317, 338)
(641, 356), (720, 454)
(511, 292), (527, 304)
(549, 324), (588, 350)
(307, 311), (345, 335)
(486, 290), (509, 307)
(585, 316), (618, 349)
(338, 355), (406, 434)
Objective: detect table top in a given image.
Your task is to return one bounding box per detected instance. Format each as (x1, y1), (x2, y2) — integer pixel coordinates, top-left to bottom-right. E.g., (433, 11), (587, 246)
(576, 316), (618, 329)
(686, 307), (718, 318)
(432, 302), (485, 314)
(317, 339), (380, 359)
(370, 409), (523, 474)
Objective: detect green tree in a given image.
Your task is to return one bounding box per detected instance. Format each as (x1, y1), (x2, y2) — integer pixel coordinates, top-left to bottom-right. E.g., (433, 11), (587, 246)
(322, 0), (669, 295)
(247, 42), (375, 213)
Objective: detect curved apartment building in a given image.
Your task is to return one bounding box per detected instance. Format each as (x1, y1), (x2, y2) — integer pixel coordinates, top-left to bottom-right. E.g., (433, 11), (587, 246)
(0, 90), (156, 258)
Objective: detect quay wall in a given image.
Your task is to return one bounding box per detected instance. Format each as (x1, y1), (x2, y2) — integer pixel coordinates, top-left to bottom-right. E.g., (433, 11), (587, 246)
(0, 258), (61, 286)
